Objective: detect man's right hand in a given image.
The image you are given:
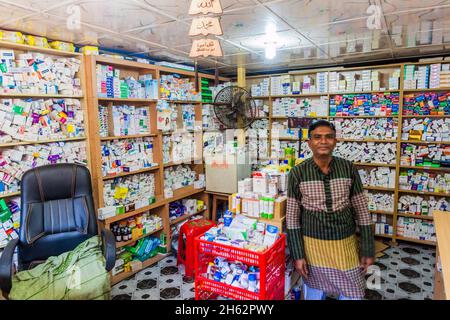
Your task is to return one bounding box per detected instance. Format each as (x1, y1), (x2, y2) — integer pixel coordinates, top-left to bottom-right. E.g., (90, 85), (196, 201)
(294, 259), (309, 279)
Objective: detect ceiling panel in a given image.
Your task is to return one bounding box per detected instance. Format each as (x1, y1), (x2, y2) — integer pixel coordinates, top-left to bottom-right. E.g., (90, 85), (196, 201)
(126, 20), (190, 48)
(44, 0), (175, 34)
(380, 0), (450, 14)
(0, 1), (37, 26)
(267, 0), (371, 30)
(0, 0), (77, 12)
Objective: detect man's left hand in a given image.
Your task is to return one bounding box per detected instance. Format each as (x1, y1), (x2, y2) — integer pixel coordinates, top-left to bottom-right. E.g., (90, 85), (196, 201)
(360, 257), (375, 273)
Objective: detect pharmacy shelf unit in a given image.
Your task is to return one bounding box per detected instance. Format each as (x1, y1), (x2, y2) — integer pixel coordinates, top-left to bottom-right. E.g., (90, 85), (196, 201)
(84, 56), (230, 284)
(244, 60), (450, 245)
(0, 42), (91, 253)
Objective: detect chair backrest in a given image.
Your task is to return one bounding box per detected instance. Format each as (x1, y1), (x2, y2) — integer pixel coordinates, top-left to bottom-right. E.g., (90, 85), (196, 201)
(18, 163), (98, 269)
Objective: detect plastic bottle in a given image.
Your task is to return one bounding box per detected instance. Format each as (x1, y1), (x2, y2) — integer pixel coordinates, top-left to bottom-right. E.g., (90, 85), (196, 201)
(248, 273), (257, 292)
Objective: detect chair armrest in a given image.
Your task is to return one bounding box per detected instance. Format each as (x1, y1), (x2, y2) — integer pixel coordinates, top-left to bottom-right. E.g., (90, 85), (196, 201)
(101, 229), (116, 272)
(0, 238), (19, 294)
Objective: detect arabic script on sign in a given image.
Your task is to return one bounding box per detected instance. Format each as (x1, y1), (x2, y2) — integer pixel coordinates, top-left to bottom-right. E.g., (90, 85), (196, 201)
(189, 39), (223, 57)
(189, 0), (223, 15)
(189, 17), (223, 36)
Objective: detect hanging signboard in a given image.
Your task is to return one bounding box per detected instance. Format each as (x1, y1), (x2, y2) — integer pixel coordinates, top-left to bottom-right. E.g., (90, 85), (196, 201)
(189, 17), (223, 36)
(190, 39), (223, 57)
(189, 0), (223, 15)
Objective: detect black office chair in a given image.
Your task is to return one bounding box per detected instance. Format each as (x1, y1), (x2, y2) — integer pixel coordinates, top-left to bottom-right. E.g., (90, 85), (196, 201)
(0, 163), (115, 296)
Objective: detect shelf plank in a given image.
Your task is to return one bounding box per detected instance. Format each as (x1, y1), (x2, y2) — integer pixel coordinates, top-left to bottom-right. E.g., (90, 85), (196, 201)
(0, 191), (21, 199)
(329, 90), (400, 95)
(375, 234), (394, 239)
(398, 190), (450, 197)
(396, 236), (436, 246)
(97, 97), (157, 103)
(164, 159), (203, 168)
(330, 115), (398, 118)
(337, 139), (398, 143)
(401, 115), (450, 118)
(364, 186), (395, 192)
(370, 210), (394, 215)
(0, 136), (87, 148)
(400, 165), (450, 172)
(0, 40), (81, 57)
(166, 187), (206, 203)
(0, 94), (84, 99)
(354, 162), (396, 168)
(271, 93), (328, 98)
(400, 140), (450, 145)
(102, 166), (160, 180)
(169, 209), (207, 226)
(100, 134), (157, 141)
(111, 254), (167, 285)
(403, 88), (450, 93)
(95, 55), (158, 70)
(397, 213), (434, 220)
(104, 199), (166, 224)
(159, 99), (201, 104)
(116, 227), (164, 248)
(271, 116), (327, 119)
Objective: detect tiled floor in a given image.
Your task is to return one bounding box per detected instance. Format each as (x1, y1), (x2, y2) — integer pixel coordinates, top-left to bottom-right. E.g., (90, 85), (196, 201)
(111, 241), (436, 300)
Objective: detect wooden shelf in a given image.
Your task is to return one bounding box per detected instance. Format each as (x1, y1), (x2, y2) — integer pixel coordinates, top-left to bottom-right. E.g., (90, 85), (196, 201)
(375, 234), (394, 239)
(337, 139), (398, 143)
(401, 115), (450, 118)
(169, 209), (206, 226)
(159, 99), (201, 104)
(271, 93), (327, 98)
(164, 159), (202, 168)
(0, 93), (84, 99)
(400, 140), (450, 145)
(97, 97), (157, 103)
(115, 227), (164, 248)
(329, 90), (400, 95)
(95, 55), (157, 70)
(400, 165), (450, 172)
(0, 136), (86, 148)
(397, 213), (434, 220)
(370, 210), (394, 215)
(0, 40), (81, 57)
(330, 115), (398, 118)
(271, 116), (326, 119)
(396, 236), (436, 246)
(100, 134), (157, 141)
(398, 190), (450, 197)
(104, 199), (166, 224)
(250, 96), (270, 99)
(364, 186), (396, 192)
(0, 191), (21, 199)
(403, 88), (450, 93)
(102, 166), (160, 180)
(354, 162), (396, 168)
(111, 254), (167, 285)
(166, 187), (206, 203)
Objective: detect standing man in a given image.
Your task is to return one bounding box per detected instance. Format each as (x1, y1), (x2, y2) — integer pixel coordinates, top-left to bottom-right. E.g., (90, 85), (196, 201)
(287, 120), (375, 300)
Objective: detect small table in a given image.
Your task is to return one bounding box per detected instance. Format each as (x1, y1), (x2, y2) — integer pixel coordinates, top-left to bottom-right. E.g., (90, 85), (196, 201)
(205, 191), (231, 222)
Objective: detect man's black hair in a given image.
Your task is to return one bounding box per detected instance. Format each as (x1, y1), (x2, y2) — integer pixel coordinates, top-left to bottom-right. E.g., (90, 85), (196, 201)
(308, 120), (336, 139)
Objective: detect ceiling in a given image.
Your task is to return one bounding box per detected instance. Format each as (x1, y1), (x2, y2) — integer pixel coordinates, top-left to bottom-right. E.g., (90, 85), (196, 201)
(1, 0), (450, 76)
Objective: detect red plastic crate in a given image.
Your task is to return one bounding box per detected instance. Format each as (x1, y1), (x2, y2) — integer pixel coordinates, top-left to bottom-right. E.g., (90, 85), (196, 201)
(194, 234), (286, 300)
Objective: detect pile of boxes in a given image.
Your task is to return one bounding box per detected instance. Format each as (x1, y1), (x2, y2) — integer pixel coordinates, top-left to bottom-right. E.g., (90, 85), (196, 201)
(271, 122), (300, 139)
(366, 192), (395, 212)
(358, 167), (396, 188)
(109, 105), (150, 136)
(160, 75), (201, 101)
(270, 75), (291, 96)
(101, 138), (156, 177)
(329, 92), (399, 116)
(397, 217), (436, 241)
(334, 142), (397, 164)
(400, 143), (450, 168)
(399, 170), (450, 193)
(371, 214), (394, 236)
(169, 198), (205, 221)
(102, 173), (156, 212)
(96, 64), (158, 99)
(398, 195), (450, 216)
(0, 198), (20, 249)
(272, 97), (328, 117)
(0, 50), (81, 95)
(332, 118), (398, 140)
(404, 63), (450, 90)
(401, 118), (450, 142)
(164, 165), (197, 194)
(0, 98), (84, 143)
(251, 78), (270, 97)
(0, 142), (87, 194)
(111, 213), (163, 243)
(403, 92), (450, 116)
(316, 72), (328, 93)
